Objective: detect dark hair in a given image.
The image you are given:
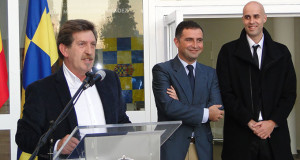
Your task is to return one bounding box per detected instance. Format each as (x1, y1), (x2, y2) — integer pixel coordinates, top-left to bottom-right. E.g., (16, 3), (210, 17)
(175, 20), (203, 39)
(57, 19), (98, 59)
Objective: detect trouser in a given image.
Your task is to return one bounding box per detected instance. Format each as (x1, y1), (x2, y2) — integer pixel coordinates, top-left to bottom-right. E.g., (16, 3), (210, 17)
(250, 138), (274, 160)
(185, 142), (199, 160)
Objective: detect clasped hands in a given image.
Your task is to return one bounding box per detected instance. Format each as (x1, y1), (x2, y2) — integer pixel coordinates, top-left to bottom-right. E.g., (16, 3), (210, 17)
(167, 86), (224, 122)
(248, 119), (276, 139)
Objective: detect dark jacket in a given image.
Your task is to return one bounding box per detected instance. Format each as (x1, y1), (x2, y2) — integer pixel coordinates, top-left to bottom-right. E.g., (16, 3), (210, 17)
(216, 28), (296, 160)
(16, 67), (130, 160)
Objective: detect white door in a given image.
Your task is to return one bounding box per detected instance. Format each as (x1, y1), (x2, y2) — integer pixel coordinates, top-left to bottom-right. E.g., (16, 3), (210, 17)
(163, 10), (183, 60)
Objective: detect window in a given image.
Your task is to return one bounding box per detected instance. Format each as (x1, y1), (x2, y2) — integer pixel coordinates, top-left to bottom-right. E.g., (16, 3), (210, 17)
(49, 0), (144, 111)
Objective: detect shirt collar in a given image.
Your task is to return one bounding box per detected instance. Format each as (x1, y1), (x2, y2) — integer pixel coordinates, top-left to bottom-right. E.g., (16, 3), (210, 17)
(246, 34), (264, 49)
(178, 55), (197, 69)
(63, 62), (82, 88)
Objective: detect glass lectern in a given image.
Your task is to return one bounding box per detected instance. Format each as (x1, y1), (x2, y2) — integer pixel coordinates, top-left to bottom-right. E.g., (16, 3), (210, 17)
(54, 121), (181, 160)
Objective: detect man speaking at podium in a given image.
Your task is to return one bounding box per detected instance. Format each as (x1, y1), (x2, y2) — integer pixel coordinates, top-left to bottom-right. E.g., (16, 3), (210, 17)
(16, 19), (131, 160)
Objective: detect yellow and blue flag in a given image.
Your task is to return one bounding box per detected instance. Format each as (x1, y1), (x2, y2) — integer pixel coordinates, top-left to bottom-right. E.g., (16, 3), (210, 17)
(18, 0), (58, 159)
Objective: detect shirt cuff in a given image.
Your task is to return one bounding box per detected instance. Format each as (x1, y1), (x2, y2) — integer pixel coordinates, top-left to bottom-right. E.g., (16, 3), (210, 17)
(53, 139), (60, 160)
(202, 108), (209, 123)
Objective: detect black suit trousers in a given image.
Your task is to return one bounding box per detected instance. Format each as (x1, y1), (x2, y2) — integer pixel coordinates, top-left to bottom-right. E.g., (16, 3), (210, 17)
(250, 137), (274, 160)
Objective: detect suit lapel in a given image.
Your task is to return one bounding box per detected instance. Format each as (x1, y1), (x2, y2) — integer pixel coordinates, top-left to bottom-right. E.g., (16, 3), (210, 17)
(261, 29), (283, 72)
(233, 38), (254, 65)
(261, 44), (270, 70)
(55, 68), (78, 129)
(193, 63), (206, 105)
(233, 29), (260, 68)
(172, 56), (193, 104)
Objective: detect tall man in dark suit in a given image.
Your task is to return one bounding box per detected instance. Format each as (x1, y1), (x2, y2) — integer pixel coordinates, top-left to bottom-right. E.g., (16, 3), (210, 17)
(152, 21), (224, 160)
(16, 19), (131, 160)
(216, 1), (296, 160)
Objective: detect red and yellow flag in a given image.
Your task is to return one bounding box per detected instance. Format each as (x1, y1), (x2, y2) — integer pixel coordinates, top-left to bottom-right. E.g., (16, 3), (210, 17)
(0, 28), (9, 108)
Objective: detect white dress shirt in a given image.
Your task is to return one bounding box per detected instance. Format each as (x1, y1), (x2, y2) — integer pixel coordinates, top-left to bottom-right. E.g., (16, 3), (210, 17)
(63, 63), (106, 127)
(247, 34), (264, 70)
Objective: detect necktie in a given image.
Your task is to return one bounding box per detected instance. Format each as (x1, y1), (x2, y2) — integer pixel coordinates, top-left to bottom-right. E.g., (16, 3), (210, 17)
(187, 65), (195, 94)
(252, 45), (260, 68)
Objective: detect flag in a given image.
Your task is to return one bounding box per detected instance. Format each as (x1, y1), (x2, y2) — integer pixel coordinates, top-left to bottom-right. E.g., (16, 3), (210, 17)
(0, 28), (9, 108)
(21, 0), (58, 116)
(18, 0), (58, 159)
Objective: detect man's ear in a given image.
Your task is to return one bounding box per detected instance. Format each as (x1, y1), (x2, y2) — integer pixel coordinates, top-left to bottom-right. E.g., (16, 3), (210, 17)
(174, 37), (180, 48)
(59, 43), (68, 58)
(263, 14), (267, 24)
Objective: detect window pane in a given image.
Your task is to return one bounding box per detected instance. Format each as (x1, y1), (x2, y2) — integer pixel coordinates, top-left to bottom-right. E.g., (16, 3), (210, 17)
(49, 0), (144, 111)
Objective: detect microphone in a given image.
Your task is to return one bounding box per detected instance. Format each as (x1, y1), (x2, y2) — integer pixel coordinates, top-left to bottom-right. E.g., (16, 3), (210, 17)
(90, 70), (106, 86)
(93, 69), (106, 82)
(83, 70), (106, 89)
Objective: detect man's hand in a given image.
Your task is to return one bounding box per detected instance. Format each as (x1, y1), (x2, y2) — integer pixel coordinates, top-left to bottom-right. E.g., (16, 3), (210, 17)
(248, 119), (258, 131)
(166, 86), (179, 100)
(253, 120), (276, 139)
(208, 105), (224, 122)
(57, 134), (80, 155)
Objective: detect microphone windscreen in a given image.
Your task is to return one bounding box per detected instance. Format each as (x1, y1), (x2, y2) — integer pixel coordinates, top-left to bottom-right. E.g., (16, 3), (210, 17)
(95, 70), (106, 81)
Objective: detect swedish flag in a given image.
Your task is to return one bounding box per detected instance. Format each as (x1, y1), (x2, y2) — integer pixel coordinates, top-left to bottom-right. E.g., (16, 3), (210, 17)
(18, 0), (58, 159)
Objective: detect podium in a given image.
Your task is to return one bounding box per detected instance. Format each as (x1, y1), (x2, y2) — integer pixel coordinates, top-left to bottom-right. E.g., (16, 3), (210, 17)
(54, 121), (181, 160)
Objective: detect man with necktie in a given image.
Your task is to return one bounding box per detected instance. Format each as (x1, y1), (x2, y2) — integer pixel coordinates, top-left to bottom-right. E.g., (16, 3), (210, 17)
(152, 20), (224, 160)
(216, 1), (296, 160)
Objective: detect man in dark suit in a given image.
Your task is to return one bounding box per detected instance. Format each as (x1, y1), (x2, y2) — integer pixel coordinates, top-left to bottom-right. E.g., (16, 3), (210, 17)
(16, 19), (130, 160)
(152, 21), (224, 160)
(216, 1), (296, 160)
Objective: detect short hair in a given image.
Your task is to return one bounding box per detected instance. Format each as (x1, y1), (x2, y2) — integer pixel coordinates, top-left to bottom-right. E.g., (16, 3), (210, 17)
(175, 20), (203, 39)
(57, 19), (98, 59)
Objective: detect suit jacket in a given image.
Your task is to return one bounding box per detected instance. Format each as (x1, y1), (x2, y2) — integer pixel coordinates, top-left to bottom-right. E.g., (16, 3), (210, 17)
(216, 28), (296, 160)
(16, 67), (130, 160)
(152, 56), (222, 160)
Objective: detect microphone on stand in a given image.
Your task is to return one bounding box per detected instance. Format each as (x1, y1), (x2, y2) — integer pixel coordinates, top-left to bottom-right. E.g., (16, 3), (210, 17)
(84, 70), (106, 89)
(94, 70), (106, 81)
